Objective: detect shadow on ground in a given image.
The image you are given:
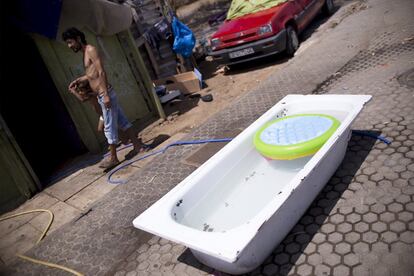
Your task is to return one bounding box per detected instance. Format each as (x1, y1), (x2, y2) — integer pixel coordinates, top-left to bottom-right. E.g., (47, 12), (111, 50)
(161, 94), (202, 118)
(198, 52), (289, 81)
(177, 131), (381, 275)
(199, 6), (341, 81)
(45, 153), (103, 186)
(144, 134), (171, 149)
(300, 5), (340, 42)
(226, 54), (290, 76)
(46, 134), (172, 186)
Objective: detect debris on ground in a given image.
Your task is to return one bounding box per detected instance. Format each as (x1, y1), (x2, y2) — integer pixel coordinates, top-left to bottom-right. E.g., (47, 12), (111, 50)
(201, 94), (213, 102)
(403, 36), (414, 42)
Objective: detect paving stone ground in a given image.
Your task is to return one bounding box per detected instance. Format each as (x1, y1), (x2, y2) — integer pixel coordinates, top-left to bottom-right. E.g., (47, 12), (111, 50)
(3, 0), (414, 275)
(111, 4), (414, 276)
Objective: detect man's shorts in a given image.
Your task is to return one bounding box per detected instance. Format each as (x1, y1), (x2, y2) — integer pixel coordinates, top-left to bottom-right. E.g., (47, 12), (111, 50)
(97, 88), (132, 145)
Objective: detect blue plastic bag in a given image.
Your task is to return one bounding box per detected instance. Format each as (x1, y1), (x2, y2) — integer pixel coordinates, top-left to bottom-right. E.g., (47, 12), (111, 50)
(172, 17), (195, 58)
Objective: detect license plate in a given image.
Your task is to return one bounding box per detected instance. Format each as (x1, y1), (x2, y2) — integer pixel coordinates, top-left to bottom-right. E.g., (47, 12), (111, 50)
(229, 47), (254, 59)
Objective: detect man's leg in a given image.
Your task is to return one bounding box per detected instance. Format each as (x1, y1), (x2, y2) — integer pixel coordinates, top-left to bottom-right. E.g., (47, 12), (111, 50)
(99, 144), (120, 170)
(116, 104), (144, 160)
(98, 93), (120, 169)
(125, 127), (142, 151)
(108, 144), (119, 163)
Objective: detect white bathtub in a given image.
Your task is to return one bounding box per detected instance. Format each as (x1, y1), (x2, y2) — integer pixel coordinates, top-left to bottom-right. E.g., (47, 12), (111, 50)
(133, 94), (372, 274)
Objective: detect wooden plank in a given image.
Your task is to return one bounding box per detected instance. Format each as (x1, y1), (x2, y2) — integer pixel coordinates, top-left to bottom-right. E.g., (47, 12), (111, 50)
(135, 36), (146, 47)
(144, 40), (161, 77)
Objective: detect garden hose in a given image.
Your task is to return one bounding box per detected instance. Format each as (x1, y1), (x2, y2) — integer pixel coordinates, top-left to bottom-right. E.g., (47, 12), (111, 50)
(15, 253), (83, 276)
(0, 209), (53, 244)
(106, 131), (390, 184)
(0, 209), (84, 276)
(107, 138), (233, 184)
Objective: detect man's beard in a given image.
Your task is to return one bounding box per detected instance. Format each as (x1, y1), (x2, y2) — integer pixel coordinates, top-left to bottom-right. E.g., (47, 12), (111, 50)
(72, 45), (81, 53)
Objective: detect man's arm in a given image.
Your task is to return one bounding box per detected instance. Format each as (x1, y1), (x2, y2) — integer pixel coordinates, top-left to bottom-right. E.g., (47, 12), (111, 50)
(87, 46), (111, 108)
(69, 75), (88, 90)
(69, 87), (89, 102)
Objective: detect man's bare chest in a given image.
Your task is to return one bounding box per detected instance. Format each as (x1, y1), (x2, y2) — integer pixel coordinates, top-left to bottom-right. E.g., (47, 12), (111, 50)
(84, 59), (98, 77)
(83, 55), (92, 69)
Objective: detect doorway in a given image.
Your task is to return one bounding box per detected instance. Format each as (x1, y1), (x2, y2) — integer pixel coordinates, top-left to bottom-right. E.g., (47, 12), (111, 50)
(0, 20), (87, 187)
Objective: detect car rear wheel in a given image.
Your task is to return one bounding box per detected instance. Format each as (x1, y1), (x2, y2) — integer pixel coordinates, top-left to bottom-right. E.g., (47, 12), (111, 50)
(323, 0), (335, 15)
(286, 26), (299, 57)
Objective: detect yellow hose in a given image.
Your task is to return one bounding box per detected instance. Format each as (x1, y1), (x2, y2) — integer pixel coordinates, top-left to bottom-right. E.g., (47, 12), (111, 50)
(16, 254), (83, 276)
(0, 209), (84, 276)
(0, 209), (53, 244)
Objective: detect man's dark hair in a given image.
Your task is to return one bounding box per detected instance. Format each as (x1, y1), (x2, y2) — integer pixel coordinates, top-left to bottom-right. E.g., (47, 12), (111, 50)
(62, 27), (87, 45)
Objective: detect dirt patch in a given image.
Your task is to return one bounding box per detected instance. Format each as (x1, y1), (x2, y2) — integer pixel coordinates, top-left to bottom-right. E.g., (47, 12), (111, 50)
(140, 56), (288, 144)
(139, 0), (289, 144)
(329, 0), (368, 28)
(139, 0), (355, 145)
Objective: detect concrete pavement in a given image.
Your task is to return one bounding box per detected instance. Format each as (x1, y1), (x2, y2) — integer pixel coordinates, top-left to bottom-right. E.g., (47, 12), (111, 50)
(0, 143), (163, 265)
(2, 0), (414, 275)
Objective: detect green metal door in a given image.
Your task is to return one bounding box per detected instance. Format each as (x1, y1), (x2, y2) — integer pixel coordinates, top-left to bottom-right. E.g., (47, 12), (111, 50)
(0, 115), (39, 214)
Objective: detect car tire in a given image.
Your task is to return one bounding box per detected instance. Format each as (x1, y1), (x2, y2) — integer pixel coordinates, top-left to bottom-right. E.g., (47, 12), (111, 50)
(286, 26), (299, 57)
(323, 0), (335, 15)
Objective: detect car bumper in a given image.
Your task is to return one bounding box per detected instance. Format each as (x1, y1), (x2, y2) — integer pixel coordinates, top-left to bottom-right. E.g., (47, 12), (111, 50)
(208, 29), (287, 66)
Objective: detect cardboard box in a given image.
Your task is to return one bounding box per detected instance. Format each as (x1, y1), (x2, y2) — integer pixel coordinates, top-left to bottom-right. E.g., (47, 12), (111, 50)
(154, 71), (201, 95)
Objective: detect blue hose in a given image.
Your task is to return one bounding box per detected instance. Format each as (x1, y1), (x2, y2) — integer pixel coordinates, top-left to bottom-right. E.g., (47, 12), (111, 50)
(47, 130), (389, 184)
(106, 131), (390, 185)
(107, 138), (233, 184)
(351, 130), (391, 145)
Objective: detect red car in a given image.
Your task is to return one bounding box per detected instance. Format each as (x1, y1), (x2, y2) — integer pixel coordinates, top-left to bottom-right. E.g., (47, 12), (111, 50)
(208, 0), (334, 65)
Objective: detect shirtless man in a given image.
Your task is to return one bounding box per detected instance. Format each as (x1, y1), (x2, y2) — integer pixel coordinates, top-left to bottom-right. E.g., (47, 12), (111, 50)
(68, 80), (103, 131)
(62, 27), (143, 170)
(69, 81), (131, 142)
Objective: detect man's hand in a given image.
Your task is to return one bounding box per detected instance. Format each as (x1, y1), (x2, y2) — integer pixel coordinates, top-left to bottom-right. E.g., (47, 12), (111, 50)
(69, 80), (78, 91)
(69, 86), (77, 94)
(68, 86), (89, 102)
(69, 75), (88, 91)
(103, 95), (111, 109)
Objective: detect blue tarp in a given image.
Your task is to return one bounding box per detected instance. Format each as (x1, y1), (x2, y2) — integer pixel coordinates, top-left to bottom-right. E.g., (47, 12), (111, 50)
(172, 17), (195, 58)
